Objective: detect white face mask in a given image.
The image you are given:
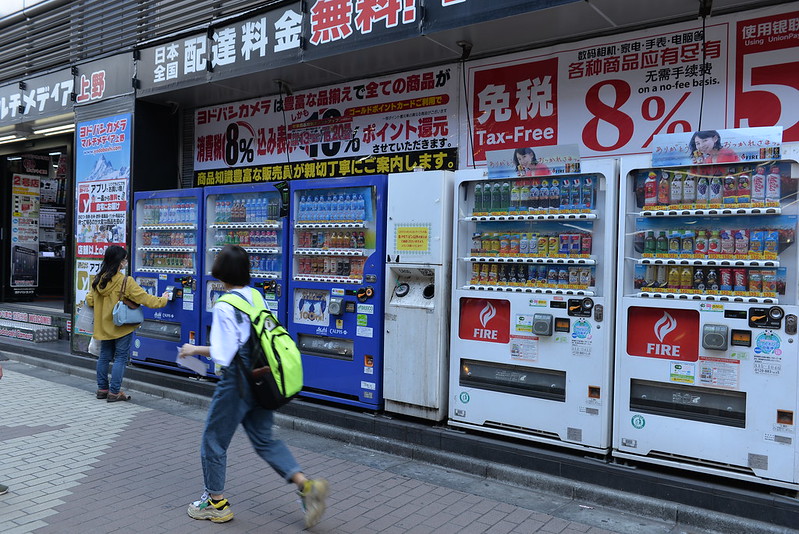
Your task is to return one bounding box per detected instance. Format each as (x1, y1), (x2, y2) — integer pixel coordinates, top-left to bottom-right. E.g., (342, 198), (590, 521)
(119, 268), (126, 275)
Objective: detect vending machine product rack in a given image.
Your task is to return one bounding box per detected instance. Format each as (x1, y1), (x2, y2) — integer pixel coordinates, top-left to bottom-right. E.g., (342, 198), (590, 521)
(287, 176), (388, 409)
(202, 184), (288, 351)
(131, 188), (204, 375)
(448, 160), (618, 452)
(613, 145), (799, 490)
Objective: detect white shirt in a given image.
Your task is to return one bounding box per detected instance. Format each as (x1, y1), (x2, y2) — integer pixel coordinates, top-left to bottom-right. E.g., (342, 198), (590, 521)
(209, 287), (253, 367)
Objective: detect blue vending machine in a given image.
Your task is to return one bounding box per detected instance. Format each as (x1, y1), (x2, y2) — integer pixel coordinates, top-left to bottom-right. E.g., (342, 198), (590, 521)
(131, 188), (205, 375)
(201, 184), (288, 351)
(288, 176), (387, 409)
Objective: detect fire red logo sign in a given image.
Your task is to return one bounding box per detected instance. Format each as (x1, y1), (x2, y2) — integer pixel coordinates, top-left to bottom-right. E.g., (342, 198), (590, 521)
(626, 307), (699, 361)
(459, 297), (510, 343)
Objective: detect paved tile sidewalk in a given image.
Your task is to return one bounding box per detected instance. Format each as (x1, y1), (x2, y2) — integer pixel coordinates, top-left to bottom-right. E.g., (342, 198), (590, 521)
(0, 362), (691, 534)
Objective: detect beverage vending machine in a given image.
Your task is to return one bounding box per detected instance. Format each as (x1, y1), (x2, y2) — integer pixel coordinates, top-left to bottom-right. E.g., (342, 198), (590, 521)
(448, 160), (618, 452)
(383, 170), (454, 421)
(287, 176), (387, 409)
(613, 143), (799, 489)
(131, 188), (203, 375)
(202, 184), (287, 355)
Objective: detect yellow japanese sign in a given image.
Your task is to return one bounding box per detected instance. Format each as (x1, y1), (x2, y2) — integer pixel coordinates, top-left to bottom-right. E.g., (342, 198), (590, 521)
(396, 226), (430, 252)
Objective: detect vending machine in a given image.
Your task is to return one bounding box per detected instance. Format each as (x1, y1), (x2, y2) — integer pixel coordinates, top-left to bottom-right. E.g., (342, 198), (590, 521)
(613, 140), (799, 489)
(287, 176), (387, 409)
(202, 184), (288, 351)
(448, 160), (618, 452)
(130, 188), (204, 375)
(383, 170), (454, 421)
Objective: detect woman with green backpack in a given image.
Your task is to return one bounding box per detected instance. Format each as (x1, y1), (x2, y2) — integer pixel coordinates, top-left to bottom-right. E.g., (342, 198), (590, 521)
(178, 244), (328, 527)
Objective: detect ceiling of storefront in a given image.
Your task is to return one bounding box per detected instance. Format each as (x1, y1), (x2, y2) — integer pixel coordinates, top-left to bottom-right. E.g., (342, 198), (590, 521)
(142, 0), (781, 110)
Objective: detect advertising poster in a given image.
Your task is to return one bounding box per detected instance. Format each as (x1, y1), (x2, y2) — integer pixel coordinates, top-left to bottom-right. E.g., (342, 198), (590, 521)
(74, 113), (131, 259)
(651, 126), (782, 167)
(194, 66), (458, 184)
(74, 259), (102, 333)
(464, 4), (799, 165)
(293, 289), (330, 326)
(10, 173), (40, 288)
(73, 113), (131, 353)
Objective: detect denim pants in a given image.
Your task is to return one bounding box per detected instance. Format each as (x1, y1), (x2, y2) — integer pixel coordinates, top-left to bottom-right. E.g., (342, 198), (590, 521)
(96, 332), (132, 394)
(200, 342), (301, 494)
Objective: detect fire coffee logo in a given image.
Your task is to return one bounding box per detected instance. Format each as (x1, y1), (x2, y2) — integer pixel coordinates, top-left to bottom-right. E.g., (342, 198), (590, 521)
(627, 307), (699, 361)
(459, 298), (510, 343)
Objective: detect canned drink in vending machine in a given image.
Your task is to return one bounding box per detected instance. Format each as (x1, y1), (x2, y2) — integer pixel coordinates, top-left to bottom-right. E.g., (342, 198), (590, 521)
(537, 236), (548, 256)
(719, 268), (733, 291)
(762, 269), (777, 293)
(568, 267), (579, 285)
(570, 234), (582, 256)
(748, 271), (762, 294)
(558, 267), (569, 285)
(579, 267), (592, 287)
(559, 234), (571, 255)
(733, 268), (748, 292)
(547, 267), (558, 285)
(548, 236), (559, 256)
(581, 234), (592, 255)
(537, 264), (548, 283)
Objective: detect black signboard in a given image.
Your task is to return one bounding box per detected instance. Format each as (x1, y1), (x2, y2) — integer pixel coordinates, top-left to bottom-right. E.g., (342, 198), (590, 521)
(423, 0), (581, 33)
(18, 68), (74, 121)
(74, 54), (134, 105)
(209, 2), (303, 79)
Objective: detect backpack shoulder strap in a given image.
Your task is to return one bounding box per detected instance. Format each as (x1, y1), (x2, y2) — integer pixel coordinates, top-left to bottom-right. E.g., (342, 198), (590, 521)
(217, 290), (266, 323)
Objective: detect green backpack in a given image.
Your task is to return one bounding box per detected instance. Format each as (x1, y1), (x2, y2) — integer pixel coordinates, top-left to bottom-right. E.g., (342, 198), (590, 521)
(217, 288), (303, 409)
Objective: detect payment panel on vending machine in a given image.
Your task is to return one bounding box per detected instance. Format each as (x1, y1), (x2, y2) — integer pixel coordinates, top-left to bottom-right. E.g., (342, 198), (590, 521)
(131, 188), (204, 375)
(448, 160), (618, 452)
(614, 137), (799, 489)
(202, 184), (288, 355)
(287, 176), (387, 409)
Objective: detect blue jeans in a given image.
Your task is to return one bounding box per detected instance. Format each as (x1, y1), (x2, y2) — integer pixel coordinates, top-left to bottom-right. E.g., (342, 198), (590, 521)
(200, 345), (301, 494)
(97, 333), (133, 394)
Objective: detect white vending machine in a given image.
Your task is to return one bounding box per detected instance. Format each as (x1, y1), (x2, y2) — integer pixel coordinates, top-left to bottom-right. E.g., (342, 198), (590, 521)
(448, 160), (618, 452)
(383, 170), (454, 421)
(613, 140), (799, 490)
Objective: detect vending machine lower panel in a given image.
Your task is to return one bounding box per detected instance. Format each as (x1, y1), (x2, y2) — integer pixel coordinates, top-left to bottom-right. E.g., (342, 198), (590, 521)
(613, 298), (799, 489)
(448, 292), (612, 452)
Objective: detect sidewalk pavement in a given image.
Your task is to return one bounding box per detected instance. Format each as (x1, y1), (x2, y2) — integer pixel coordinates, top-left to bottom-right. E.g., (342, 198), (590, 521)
(0, 356), (787, 534)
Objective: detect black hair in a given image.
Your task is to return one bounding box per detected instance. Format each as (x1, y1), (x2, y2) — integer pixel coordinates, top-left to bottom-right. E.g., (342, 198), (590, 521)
(92, 245), (127, 290)
(512, 147), (538, 168)
(211, 245), (250, 286)
(689, 130), (722, 153)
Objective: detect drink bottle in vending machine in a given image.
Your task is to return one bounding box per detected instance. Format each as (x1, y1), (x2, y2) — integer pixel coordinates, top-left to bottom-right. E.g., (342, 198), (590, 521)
(131, 188), (203, 375)
(614, 136), (799, 490)
(287, 176), (387, 409)
(202, 184), (287, 363)
(449, 159), (618, 452)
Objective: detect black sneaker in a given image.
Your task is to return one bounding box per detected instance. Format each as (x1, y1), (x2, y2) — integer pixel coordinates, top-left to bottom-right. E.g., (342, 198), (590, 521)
(96, 389), (108, 399)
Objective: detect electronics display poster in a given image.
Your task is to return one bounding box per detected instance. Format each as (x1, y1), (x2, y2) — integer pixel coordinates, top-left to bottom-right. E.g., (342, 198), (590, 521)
(194, 65), (459, 181)
(74, 259), (102, 334)
(10, 173), (40, 287)
(72, 113), (132, 353)
(74, 113), (132, 259)
(465, 3), (799, 165)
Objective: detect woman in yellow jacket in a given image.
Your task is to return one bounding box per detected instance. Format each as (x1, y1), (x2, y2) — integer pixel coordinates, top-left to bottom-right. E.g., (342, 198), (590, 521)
(86, 245), (168, 402)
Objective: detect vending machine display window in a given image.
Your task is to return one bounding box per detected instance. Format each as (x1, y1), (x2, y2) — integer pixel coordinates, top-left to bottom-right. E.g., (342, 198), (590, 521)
(206, 191), (283, 279)
(136, 196), (199, 275)
(624, 162), (796, 302)
(293, 186), (375, 285)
